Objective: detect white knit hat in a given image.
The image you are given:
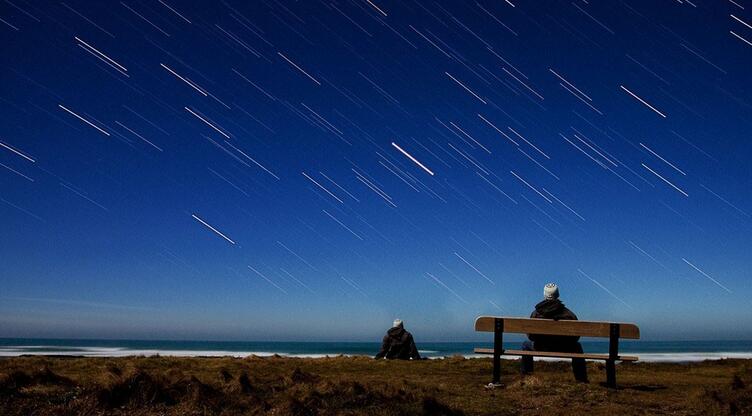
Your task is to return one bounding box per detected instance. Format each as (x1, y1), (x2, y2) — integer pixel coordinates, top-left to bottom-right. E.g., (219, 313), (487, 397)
(393, 319), (403, 328)
(544, 283), (559, 300)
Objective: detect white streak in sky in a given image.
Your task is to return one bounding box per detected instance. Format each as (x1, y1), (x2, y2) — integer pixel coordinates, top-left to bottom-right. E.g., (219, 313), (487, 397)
(276, 241), (318, 271)
(366, 0), (388, 16)
(322, 209), (363, 240)
(60, 182), (108, 211)
(426, 272), (467, 303)
(508, 127), (550, 159)
(449, 121), (491, 153)
(728, 0), (744, 10)
(454, 252), (494, 285)
(510, 170), (552, 203)
(731, 14), (752, 29)
(58, 105), (110, 136)
(699, 183), (750, 218)
(161, 63), (207, 96)
(577, 269), (632, 308)
(74, 36), (128, 72)
(476, 172), (518, 204)
(185, 107), (230, 138)
(353, 169), (397, 207)
(682, 258), (732, 293)
(391, 142), (434, 176)
(489, 300), (504, 312)
(302, 172), (344, 203)
(0, 140), (35, 162)
(192, 214), (236, 245)
(730, 30), (752, 46)
(320, 172), (360, 202)
(277, 52), (321, 85)
(158, 0), (191, 23)
(542, 188), (585, 221)
(620, 85), (666, 118)
(445, 72), (487, 104)
(640, 142), (686, 175)
(248, 265), (288, 294)
(502, 67), (544, 100)
(0, 162), (34, 181)
(627, 240), (671, 273)
(115, 121), (163, 152)
(642, 163), (688, 197)
(280, 267), (315, 293)
(120, 1), (170, 36)
(0, 16), (19, 30)
(225, 141), (280, 180)
(549, 68), (592, 100)
(477, 114), (519, 146)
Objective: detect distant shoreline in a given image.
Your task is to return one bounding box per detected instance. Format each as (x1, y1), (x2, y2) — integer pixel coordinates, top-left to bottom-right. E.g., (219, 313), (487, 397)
(3, 348), (752, 362)
(3, 354), (752, 363)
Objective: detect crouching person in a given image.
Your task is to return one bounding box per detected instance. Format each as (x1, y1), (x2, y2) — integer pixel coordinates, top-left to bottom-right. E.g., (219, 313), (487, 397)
(375, 319), (421, 360)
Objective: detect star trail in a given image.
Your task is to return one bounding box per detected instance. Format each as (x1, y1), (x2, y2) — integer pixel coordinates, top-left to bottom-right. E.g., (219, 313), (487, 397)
(0, 0), (751, 341)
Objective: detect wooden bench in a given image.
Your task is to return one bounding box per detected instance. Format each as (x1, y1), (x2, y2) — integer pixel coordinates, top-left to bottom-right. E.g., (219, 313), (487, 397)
(474, 316), (640, 388)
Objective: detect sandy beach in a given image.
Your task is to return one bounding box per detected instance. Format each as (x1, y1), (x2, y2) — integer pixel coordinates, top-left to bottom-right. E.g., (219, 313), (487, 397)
(1, 355), (749, 415)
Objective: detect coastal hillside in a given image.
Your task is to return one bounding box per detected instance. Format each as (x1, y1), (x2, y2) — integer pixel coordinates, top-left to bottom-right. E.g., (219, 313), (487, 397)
(1, 356), (749, 415)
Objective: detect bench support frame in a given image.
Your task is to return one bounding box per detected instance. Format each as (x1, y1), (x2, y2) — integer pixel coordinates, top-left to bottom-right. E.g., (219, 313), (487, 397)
(485, 319), (625, 388)
(606, 323), (620, 388)
(492, 318), (504, 384)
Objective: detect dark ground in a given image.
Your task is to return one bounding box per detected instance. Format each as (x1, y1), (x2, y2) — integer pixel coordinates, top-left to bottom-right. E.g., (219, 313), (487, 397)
(1, 355), (750, 415)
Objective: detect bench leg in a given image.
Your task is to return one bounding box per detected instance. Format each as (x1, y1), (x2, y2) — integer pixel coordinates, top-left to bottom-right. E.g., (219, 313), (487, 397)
(491, 318), (504, 385)
(605, 359), (616, 388)
(492, 352), (500, 384)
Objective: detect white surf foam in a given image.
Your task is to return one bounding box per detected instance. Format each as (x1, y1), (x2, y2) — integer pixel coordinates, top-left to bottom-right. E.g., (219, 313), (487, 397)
(635, 352), (752, 362)
(0, 346), (362, 359)
(458, 352), (752, 362)
(1, 346), (751, 362)
(0, 347), (277, 358)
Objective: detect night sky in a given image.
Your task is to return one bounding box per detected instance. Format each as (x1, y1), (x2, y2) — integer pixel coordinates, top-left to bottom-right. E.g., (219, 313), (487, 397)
(1, 0), (751, 342)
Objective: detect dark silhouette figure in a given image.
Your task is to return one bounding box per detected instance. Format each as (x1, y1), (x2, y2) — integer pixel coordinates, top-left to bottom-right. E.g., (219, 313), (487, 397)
(375, 319), (421, 360)
(520, 283), (588, 382)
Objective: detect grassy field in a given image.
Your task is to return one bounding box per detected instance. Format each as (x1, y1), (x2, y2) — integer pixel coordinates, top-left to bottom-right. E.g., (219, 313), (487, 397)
(1, 355), (750, 415)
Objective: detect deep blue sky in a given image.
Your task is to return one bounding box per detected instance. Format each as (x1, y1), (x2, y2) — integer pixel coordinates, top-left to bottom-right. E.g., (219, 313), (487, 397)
(1, 0), (751, 342)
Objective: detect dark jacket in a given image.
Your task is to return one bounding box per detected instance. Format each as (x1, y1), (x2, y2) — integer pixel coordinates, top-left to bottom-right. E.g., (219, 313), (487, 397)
(528, 298), (580, 347)
(374, 326), (421, 360)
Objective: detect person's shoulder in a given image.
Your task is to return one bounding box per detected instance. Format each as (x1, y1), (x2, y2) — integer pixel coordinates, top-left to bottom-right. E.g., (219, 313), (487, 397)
(562, 306), (578, 319)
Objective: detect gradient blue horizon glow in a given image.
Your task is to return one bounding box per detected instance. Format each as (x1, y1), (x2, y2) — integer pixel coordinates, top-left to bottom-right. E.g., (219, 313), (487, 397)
(1, 0), (751, 342)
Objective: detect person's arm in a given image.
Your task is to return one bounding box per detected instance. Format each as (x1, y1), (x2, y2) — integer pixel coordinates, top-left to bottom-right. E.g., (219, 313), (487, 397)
(374, 335), (389, 359)
(562, 308), (580, 342)
(407, 334), (421, 360)
(528, 310), (539, 341)
(564, 308), (578, 320)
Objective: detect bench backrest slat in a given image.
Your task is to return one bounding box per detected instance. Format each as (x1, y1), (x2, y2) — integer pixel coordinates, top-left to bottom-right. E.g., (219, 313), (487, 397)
(475, 316), (640, 339)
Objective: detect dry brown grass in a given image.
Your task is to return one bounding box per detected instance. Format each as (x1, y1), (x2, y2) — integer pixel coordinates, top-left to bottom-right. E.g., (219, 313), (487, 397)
(0, 355), (750, 415)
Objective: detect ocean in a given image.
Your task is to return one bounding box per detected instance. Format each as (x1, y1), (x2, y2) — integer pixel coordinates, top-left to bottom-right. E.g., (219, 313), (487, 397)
(2, 338), (751, 362)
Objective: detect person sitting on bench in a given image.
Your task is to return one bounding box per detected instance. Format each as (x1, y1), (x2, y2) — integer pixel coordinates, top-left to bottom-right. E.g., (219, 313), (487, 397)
(521, 283), (588, 383)
(374, 319), (421, 360)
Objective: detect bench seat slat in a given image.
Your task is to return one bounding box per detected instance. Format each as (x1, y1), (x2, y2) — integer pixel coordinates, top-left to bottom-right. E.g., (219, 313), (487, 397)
(475, 316), (640, 339)
(473, 348), (638, 361)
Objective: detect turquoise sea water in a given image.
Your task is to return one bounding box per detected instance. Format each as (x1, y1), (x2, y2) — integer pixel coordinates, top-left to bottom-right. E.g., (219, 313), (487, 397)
(1, 338), (751, 361)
